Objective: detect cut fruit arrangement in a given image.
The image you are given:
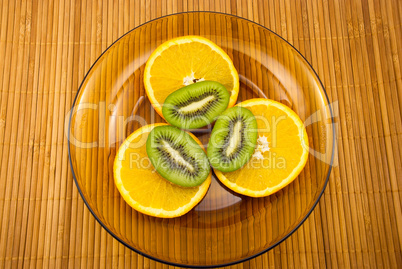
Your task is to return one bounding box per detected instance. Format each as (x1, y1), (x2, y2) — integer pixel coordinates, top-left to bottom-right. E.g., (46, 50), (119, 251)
(113, 36), (309, 218)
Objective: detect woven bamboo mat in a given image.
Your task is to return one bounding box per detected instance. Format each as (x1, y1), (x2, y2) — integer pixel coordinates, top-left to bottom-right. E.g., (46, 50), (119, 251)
(0, 0), (401, 268)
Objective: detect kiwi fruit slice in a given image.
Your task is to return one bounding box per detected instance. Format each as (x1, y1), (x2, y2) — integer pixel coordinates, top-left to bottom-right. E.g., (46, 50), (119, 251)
(162, 81), (230, 129)
(146, 125), (210, 187)
(207, 107), (258, 172)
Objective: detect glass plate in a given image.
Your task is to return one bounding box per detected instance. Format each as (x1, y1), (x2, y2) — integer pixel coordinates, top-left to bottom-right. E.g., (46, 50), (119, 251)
(68, 12), (334, 268)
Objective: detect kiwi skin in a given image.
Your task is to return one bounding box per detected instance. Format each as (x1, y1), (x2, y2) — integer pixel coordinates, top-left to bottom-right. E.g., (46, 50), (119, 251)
(207, 107), (258, 172)
(162, 81), (230, 129)
(146, 125), (210, 187)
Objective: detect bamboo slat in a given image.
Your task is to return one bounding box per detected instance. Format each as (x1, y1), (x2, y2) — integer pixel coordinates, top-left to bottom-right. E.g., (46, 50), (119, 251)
(0, 0), (401, 268)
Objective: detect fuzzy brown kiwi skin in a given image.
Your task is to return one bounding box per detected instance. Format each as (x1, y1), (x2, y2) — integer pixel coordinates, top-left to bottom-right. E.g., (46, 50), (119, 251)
(207, 107), (258, 172)
(146, 125), (210, 187)
(162, 81), (230, 129)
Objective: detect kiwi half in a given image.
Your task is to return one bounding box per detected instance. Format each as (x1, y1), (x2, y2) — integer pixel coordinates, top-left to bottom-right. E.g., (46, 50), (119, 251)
(207, 107), (258, 172)
(146, 125), (210, 187)
(162, 81), (230, 129)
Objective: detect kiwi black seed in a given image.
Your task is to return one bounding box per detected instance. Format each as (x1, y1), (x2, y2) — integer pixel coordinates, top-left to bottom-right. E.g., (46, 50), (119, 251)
(207, 107), (258, 172)
(146, 125), (210, 187)
(162, 81), (230, 129)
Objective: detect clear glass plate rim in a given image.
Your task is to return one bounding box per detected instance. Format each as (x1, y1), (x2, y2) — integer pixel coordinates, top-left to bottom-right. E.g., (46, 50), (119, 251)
(67, 11), (336, 268)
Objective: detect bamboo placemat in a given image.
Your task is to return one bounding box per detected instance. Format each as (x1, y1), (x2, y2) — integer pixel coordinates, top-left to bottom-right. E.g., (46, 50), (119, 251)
(0, 0), (401, 268)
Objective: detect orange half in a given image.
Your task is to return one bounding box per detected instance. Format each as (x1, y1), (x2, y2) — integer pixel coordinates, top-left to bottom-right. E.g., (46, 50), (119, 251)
(144, 36), (239, 118)
(213, 98), (309, 197)
(113, 123), (211, 218)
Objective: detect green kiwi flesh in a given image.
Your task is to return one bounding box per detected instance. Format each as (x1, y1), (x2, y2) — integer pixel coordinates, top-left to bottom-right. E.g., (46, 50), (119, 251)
(146, 125), (210, 187)
(207, 107), (258, 172)
(162, 81), (230, 129)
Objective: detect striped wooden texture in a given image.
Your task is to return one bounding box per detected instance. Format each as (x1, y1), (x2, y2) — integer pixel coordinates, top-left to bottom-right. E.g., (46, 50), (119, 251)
(0, 0), (401, 268)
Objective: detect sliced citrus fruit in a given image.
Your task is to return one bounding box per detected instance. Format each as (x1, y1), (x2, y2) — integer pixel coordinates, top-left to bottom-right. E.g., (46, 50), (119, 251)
(144, 36), (239, 118)
(213, 98), (309, 197)
(114, 123), (211, 218)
